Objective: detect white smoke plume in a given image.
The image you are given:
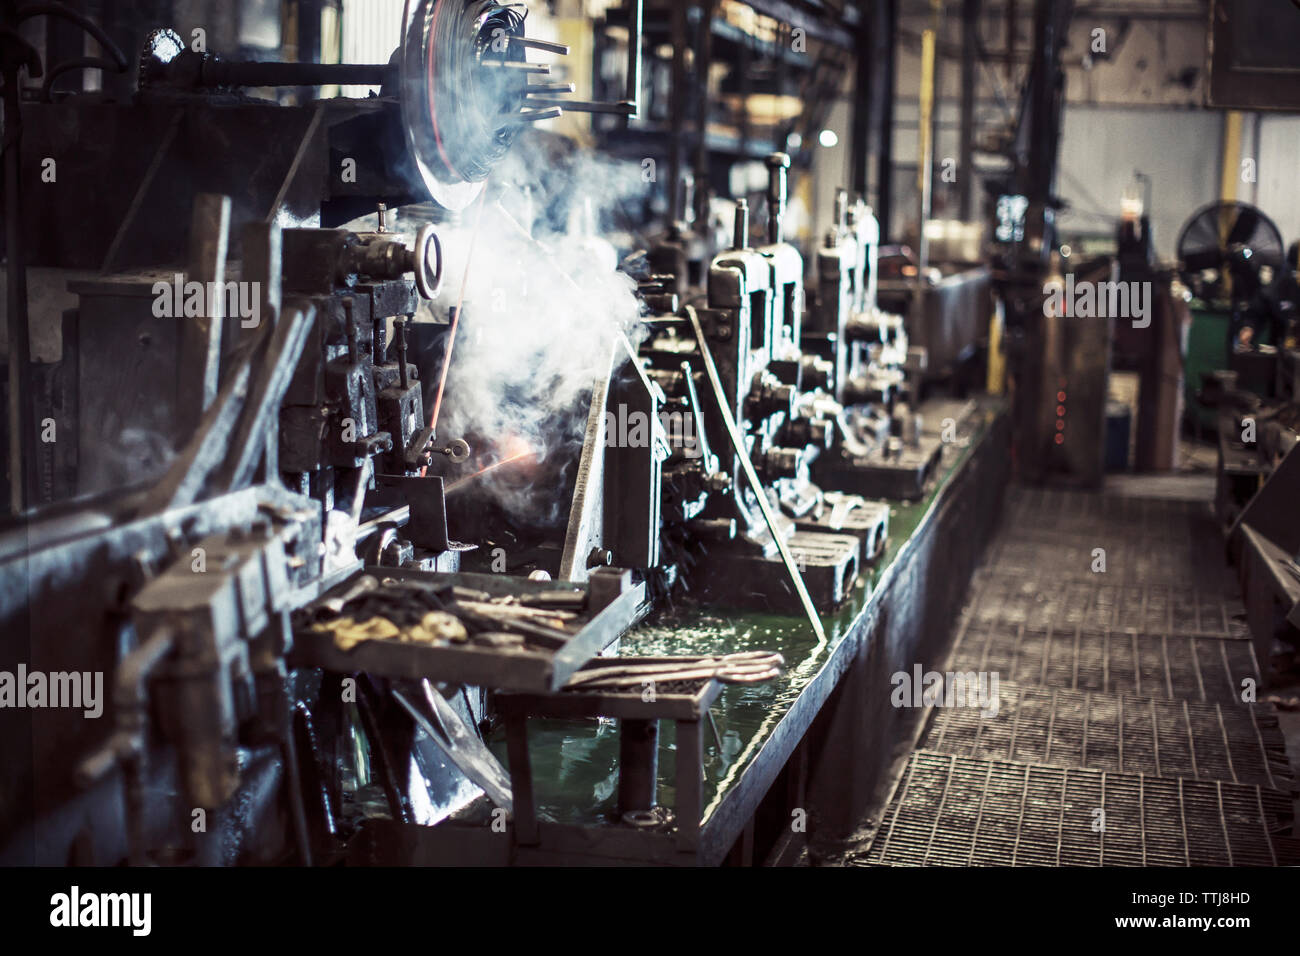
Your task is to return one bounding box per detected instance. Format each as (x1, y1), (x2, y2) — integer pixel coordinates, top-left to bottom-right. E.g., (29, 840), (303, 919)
(417, 135), (651, 526)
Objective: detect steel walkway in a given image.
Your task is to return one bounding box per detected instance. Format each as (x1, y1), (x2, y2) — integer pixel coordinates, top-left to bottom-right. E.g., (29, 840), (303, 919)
(852, 486), (1300, 867)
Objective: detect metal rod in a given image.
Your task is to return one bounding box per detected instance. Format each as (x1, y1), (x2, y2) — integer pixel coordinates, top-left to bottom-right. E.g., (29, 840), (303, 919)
(876, 0), (897, 240)
(693, 0), (714, 225)
(265, 104), (325, 224)
(518, 37), (569, 55)
(499, 106), (562, 123)
(667, 0), (687, 222)
(625, 0), (643, 115)
(523, 81), (575, 94)
(523, 97), (633, 115)
(684, 306), (826, 646)
(200, 59), (392, 88)
(480, 60), (551, 73)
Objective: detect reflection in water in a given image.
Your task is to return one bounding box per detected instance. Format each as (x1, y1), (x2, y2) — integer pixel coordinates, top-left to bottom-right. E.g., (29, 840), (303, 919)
(488, 604), (862, 825)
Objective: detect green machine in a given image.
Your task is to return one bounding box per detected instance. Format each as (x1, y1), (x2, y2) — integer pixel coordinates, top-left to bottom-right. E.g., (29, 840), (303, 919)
(1185, 305), (1232, 433)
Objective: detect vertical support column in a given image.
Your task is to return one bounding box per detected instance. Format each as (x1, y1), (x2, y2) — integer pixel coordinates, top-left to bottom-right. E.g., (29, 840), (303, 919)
(1006, 0), (1017, 85)
(617, 718), (660, 816)
(625, 0), (643, 116)
(766, 152), (790, 245)
(917, 7), (938, 277)
(505, 714), (539, 845)
(298, 0), (325, 65)
(850, 15), (872, 200)
(959, 0), (980, 220)
(667, 1), (688, 223)
(693, 1), (715, 228)
(1220, 110), (1243, 204)
(674, 718), (703, 854)
(3, 56), (34, 513)
(875, 0), (898, 241)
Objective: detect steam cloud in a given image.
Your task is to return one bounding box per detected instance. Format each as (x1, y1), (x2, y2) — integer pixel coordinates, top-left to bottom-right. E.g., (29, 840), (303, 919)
(418, 135), (651, 527)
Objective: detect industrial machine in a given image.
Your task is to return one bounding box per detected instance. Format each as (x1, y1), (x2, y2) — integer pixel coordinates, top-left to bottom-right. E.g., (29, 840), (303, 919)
(2, 0), (665, 866)
(810, 199), (947, 502)
(0, 0), (989, 867)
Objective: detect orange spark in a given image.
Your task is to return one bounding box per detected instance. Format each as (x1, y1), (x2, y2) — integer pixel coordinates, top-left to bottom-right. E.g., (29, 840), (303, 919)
(444, 447), (534, 492)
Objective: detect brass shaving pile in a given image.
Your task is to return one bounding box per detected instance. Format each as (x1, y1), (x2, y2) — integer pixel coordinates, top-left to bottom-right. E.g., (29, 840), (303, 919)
(313, 610), (467, 651)
(299, 578), (584, 653)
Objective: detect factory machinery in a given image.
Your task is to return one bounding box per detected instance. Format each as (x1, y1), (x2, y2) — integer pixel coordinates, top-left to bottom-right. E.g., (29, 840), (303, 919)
(1, 0), (979, 866)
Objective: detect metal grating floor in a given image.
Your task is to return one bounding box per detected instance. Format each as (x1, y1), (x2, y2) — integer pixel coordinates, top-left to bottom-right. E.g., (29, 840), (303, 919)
(984, 488), (1238, 593)
(851, 487), (1298, 867)
(857, 752), (1298, 867)
(922, 682), (1293, 791)
(962, 574), (1249, 638)
(950, 623), (1261, 702)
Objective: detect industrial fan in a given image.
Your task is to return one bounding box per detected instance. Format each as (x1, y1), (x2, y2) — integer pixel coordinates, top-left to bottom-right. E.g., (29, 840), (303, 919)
(1176, 200), (1286, 305)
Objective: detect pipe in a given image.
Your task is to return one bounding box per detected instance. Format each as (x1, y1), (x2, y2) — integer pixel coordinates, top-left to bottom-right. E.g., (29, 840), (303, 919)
(667, 0), (687, 223)
(876, 0), (897, 241)
(201, 59), (391, 88)
(624, 0), (642, 114)
(693, 1), (714, 228)
(917, 8), (937, 276)
(850, 15), (871, 199)
(960, 0), (980, 220)
(39, 55), (119, 100)
(17, 2), (128, 70)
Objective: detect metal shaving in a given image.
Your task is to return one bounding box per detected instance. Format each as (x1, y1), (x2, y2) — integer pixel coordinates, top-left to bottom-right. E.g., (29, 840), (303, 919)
(302, 577), (580, 652)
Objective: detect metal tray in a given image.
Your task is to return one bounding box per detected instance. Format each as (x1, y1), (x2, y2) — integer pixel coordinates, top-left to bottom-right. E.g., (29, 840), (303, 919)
(290, 567), (646, 692)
